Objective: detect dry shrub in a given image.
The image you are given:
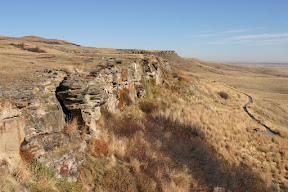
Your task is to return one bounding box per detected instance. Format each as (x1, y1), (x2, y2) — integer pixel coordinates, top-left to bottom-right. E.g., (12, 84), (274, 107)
(118, 88), (132, 109)
(0, 160), (30, 192)
(129, 158), (142, 174)
(100, 165), (138, 191)
(19, 147), (34, 163)
(108, 134), (128, 158)
(135, 172), (158, 192)
(11, 43), (25, 49)
(11, 43), (46, 53)
(218, 91), (229, 100)
(26, 47), (46, 53)
(102, 114), (167, 191)
(100, 106), (114, 120)
(125, 132), (151, 161)
(80, 125), (87, 138)
(0, 159), (9, 167)
(102, 110), (143, 138)
(12, 161), (31, 184)
(139, 100), (158, 114)
(114, 118), (143, 138)
(64, 118), (78, 137)
(77, 157), (108, 191)
(89, 138), (109, 157)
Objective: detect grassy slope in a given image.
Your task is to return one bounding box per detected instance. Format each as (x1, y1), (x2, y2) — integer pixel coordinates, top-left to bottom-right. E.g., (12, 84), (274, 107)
(0, 36), (288, 191)
(168, 56), (288, 135)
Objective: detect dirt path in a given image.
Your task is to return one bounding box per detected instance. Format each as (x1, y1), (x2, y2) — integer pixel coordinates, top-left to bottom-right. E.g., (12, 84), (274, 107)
(243, 94), (279, 136)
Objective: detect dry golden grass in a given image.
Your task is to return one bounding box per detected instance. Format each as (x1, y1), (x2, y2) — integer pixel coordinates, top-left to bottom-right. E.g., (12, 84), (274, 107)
(1, 35), (287, 190)
(84, 79), (272, 190)
(0, 35), (145, 89)
(0, 161), (30, 192)
(167, 56), (288, 189)
(144, 76), (287, 189)
(89, 138), (109, 157)
(63, 118), (78, 137)
(173, 58), (288, 135)
(0, 157), (60, 192)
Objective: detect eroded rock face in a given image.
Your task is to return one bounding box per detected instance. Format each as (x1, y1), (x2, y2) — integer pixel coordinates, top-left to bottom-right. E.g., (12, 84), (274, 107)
(0, 54), (170, 181)
(25, 70), (67, 139)
(0, 101), (26, 155)
(56, 56), (166, 137)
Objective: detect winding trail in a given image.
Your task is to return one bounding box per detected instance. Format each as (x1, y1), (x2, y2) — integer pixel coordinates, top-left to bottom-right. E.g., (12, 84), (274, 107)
(243, 94), (279, 136)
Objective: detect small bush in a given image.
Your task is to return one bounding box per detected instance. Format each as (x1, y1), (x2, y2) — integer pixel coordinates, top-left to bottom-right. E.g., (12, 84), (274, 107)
(28, 161), (56, 180)
(118, 88), (132, 109)
(101, 108), (143, 138)
(0, 159), (8, 167)
(89, 138), (109, 157)
(100, 166), (138, 191)
(26, 47), (46, 53)
(16, 43), (25, 49)
(20, 147), (35, 163)
(64, 118), (78, 137)
(113, 118), (143, 138)
(100, 107), (114, 120)
(218, 91), (229, 100)
(139, 101), (158, 114)
(11, 43), (46, 53)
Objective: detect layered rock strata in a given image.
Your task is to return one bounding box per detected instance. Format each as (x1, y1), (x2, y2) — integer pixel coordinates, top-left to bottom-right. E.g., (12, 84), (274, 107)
(0, 54), (170, 181)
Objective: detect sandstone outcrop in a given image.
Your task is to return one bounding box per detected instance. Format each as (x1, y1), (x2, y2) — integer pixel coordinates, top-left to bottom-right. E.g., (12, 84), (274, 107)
(0, 101), (26, 154)
(0, 49), (171, 180)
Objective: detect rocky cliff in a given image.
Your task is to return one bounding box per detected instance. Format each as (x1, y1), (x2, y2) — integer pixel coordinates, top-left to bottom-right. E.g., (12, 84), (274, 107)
(0, 39), (172, 180)
(1, 36), (283, 191)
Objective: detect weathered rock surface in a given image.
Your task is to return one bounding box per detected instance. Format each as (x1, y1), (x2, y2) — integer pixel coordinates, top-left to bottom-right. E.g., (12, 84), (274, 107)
(0, 101), (26, 154)
(0, 52), (171, 181)
(56, 56), (166, 137)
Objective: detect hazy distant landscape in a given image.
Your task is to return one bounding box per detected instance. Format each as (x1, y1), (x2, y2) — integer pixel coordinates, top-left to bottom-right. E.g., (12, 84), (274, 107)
(230, 62), (288, 70)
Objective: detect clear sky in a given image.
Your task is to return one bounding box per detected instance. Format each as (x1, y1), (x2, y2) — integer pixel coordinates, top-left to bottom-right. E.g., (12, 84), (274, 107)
(1, 0), (288, 62)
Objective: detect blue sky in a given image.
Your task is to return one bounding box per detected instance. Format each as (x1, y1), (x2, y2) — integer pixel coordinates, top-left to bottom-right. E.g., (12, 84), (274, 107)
(1, 0), (288, 62)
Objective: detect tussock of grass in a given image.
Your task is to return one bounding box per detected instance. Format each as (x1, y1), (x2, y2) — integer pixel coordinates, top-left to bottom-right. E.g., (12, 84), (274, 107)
(64, 118), (78, 137)
(218, 91), (229, 100)
(20, 147), (35, 163)
(139, 100), (158, 114)
(89, 138), (109, 157)
(0, 158), (81, 192)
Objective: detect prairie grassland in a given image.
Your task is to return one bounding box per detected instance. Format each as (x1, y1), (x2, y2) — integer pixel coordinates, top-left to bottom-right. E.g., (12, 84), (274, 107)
(0, 36), (142, 88)
(1, 36), (287, 190)
(73, 77), (283, 191)
(167, 60), (288, 189)
(171, 58), (288, 137)
(156, 77), (288, 189)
